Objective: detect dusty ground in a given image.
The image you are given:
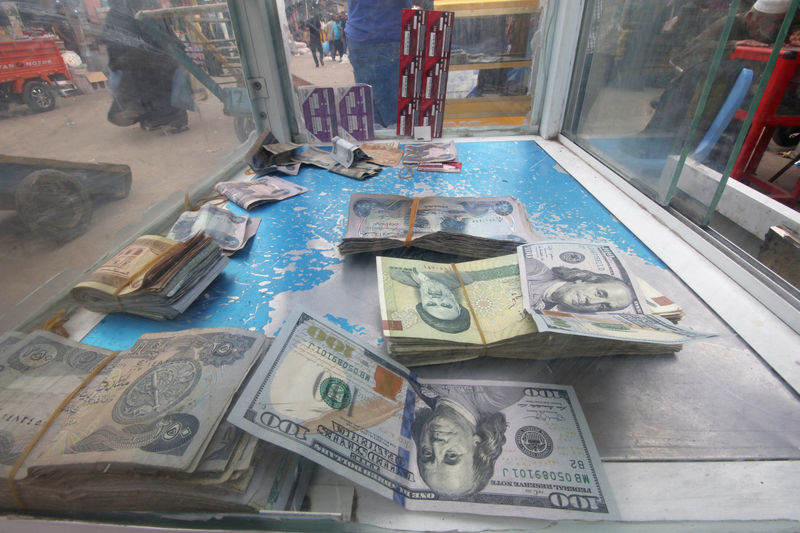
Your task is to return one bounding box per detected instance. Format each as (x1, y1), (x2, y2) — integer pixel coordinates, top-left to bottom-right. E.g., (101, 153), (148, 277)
(0, 49), (355, 331)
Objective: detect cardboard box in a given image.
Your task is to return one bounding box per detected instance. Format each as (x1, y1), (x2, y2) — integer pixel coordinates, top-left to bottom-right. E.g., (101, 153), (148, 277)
(398, 55), (423, 100)
(421, 56), (449, 101)
(423, 10), (454, 59)
(396, 9), (454, 138)
(396, 98), (419, 137)
(335, 84), (375, 142)
(401, 9), (426, 58)
(418, 97), (445, 138)
(297, 86), (338, 143)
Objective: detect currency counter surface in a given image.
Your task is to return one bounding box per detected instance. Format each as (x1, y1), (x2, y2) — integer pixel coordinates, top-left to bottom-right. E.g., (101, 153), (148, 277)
(12, 138), (800, 531)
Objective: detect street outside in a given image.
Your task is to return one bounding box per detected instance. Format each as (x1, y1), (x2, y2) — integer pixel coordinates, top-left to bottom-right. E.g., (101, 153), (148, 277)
(0, 47), (355, 332)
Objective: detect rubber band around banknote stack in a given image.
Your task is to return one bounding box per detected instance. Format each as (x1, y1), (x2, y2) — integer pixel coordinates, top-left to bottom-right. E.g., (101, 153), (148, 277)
(404, 197), (421, 247)
(452, 263), (489, 355)
(8, 350), (121, 507)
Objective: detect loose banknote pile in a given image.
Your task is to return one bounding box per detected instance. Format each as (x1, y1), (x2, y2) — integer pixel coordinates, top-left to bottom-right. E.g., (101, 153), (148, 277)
(70, 233), (229, 320)
(339, 193), (538, 257)
(228, 309), (618, 521)
(167, 204), (260, 255)
(214, 175), (309, 210)
(0, 328), (313, 513)
(377, 241), (715, 366)
(247, 128), (381, 181)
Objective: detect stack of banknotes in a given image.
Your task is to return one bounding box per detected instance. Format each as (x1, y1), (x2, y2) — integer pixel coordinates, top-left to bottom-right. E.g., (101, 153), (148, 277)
(376, 242), (716, 366)
(339, 193), (538, 257)
(0, 328), (314, 513)
(227, 310), (619, 521)
(70, 232), (229, 320)
(167, 204), (260, 255)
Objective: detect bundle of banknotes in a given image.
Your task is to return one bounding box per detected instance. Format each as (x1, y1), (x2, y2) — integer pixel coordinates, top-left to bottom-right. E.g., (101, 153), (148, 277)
(214, 175), (309, 210)
(0, 328), (314, 513)
(167, 204), (260, 255)
(70, 233), (229, 320)
(227, 310), (619, 521)
(376, 241), (715, 366)
(339, 193), (538, 257)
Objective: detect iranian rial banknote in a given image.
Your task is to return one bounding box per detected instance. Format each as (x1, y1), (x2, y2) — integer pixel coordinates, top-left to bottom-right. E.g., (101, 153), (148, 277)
(228, 309), (618, 520)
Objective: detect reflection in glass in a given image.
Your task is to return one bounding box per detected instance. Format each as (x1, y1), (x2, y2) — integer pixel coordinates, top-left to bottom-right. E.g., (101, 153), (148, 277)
(0, 0), (253, 331)
(283, 1), (544, 135)
(564, 0), (800, 265)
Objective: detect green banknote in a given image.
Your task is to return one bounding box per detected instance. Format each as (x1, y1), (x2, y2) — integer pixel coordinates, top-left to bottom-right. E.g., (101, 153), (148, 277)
(227, 309), (618, 520)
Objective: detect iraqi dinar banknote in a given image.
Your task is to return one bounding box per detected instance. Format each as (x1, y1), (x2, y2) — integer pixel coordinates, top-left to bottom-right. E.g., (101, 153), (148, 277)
(21, 328), (269, 475)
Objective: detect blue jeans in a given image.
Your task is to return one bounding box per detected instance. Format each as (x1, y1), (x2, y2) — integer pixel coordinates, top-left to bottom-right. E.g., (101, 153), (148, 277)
(347, 40), (399, 127)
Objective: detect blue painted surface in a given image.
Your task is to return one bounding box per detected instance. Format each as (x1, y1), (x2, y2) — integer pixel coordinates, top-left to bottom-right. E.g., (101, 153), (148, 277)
(82, 140), (665, 351)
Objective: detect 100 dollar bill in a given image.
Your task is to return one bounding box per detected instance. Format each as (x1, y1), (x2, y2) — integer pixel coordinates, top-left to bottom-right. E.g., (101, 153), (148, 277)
(227, 309), (618, 520)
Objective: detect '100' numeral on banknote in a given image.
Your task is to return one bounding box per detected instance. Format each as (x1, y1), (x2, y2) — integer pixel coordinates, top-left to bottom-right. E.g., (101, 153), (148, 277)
(228, 309), (618, 520)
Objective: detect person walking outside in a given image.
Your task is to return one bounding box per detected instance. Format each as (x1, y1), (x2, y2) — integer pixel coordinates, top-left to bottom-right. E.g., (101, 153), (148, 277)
(333, 16), (344, 61)
(305, 17), (324, 67)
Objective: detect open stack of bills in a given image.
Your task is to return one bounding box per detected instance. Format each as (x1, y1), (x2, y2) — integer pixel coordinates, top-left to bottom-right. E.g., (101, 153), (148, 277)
(244, 127), (381, 180)
(339, 193), (538, 257)
(214, 175), (309, 210)
(635, 277), (685, 323)
(376, 242), (716, 366)
(167, 204), (260, 255)
(70, 233), (229, 320)
(228, 309), (619, 521)
(0, 328), (314, 513)
(246, 128), (302, 176)
(294, 146), (382, 180)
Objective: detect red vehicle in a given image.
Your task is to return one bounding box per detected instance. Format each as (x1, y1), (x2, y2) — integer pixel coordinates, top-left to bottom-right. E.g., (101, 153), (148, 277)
(0, 39), (78, 113)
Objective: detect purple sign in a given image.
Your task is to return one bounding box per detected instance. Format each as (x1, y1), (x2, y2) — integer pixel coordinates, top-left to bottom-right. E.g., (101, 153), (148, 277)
(298, 86), (338, 143)
(335, 84), (375, 142)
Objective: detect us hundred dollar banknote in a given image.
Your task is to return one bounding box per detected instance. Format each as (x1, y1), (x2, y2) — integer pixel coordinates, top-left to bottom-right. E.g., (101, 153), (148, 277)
(228, 309), (618, 520)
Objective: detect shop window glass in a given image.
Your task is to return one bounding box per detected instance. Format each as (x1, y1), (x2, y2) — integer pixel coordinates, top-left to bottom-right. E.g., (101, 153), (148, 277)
(282, 0), (544, 138)
(563, 0), (800, 298)
(0, 0), (254, 332)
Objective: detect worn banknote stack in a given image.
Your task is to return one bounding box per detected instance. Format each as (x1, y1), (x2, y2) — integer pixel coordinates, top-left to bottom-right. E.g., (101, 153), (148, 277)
(70, 232), (229, 320)
(339, 193), (538, 257)
(245, 128), (380, 180)
(0, 328), (314, 513)
(376, 241), (714, 366)
(167, 204), (260, 255)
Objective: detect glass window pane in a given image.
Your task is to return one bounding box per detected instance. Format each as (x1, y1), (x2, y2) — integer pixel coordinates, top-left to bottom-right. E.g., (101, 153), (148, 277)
(563, 0), (800, 291)
(282, 0), (544, 138)
(0, 0), (254, 331)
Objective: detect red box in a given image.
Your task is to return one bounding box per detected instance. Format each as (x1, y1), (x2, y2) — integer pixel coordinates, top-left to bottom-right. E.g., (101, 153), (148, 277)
(421, 56), (449, 101)
(423, 11), (454, 59)
(397, 98), (419, 137)
(398, 55), (423, 100)
(401, 9), (426, 58)
(418, 97), (445, 138)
